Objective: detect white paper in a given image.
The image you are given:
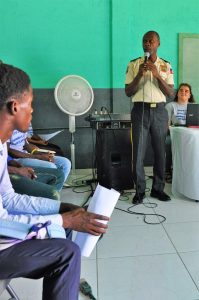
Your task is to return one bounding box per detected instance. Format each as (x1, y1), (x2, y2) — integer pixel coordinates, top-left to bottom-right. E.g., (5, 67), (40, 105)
(35, 149), (56, 154)
(74, 184), (120, 257)
(38, 130), (64, 141)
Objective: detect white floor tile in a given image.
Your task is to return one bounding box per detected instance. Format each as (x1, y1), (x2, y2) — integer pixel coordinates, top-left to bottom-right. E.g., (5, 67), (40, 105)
(180, 251), (199, 289)
(97, 254), (199, 300)
(97, 224), (176, 258)
(0, 278), (42, 300)
(153, 199), (199, 224)
(164, 222), (199, 252)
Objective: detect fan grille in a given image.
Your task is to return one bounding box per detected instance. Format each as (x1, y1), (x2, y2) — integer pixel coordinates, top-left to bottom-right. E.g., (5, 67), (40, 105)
(55, 75), (94, 116)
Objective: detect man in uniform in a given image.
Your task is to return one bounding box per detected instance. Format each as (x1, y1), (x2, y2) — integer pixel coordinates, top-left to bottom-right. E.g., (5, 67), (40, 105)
(125, 31), (174, 204)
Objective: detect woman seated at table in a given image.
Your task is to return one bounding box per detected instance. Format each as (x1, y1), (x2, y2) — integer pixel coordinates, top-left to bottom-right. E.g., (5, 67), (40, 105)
(165, 83), (195, 183)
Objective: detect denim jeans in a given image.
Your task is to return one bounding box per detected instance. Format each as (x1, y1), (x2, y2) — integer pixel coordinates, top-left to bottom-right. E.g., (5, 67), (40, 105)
(16, 156), (71, 183)
(10, 167), (65, 199)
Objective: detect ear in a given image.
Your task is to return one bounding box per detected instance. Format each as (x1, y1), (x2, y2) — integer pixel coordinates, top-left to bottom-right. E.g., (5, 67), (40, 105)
(6, 100), (18, 115)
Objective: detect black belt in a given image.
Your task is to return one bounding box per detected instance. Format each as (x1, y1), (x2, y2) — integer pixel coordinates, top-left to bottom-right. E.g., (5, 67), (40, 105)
(134, 102), (165, 108)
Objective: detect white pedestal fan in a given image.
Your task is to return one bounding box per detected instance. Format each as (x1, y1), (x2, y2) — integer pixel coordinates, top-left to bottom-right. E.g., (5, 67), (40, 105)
(54, 75), (94, 173)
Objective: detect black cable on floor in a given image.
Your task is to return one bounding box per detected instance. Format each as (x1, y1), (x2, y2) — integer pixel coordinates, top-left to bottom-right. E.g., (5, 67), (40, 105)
(70, 174), (167, 225)
(116, 201), (166, 225)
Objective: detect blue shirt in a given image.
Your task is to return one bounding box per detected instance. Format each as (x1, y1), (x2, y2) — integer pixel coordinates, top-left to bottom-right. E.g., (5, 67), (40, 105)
(8, 130), (28, 152)
(165, 102), (187, 125)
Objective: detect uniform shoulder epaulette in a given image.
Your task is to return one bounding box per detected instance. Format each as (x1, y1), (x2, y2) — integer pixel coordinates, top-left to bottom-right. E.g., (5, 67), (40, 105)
(160, 58), (170, 64)
(130, 57), (141, 62)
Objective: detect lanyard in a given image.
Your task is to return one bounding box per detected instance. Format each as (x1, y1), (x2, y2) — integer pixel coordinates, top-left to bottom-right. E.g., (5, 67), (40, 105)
(26, 220), (51, 240)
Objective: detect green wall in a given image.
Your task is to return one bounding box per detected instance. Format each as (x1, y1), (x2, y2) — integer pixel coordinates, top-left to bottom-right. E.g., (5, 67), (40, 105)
(0, 0), (198, 89)
(1, 0), (111, 88)
(112, 0), (199, 89)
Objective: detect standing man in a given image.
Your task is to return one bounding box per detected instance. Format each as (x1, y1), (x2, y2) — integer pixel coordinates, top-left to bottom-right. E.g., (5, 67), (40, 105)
(125, 31), (174, 204)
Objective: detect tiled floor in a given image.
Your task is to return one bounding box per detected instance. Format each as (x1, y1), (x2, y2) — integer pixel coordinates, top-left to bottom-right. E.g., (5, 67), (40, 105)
(1, 168), (199, 300)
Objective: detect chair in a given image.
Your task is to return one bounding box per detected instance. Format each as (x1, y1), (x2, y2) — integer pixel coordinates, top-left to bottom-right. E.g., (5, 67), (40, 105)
(0, 280), (20, 300)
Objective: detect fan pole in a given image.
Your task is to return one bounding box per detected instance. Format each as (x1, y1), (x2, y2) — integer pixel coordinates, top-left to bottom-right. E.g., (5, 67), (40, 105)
(70, 132), (76, 174)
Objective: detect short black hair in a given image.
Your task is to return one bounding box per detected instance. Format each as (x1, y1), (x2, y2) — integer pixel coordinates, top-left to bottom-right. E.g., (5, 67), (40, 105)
(0, 63), (30, 110)
(144, 31), (160, 41)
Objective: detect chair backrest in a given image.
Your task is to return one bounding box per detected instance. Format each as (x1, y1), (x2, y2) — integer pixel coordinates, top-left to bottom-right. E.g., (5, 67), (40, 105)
(0, 279), (10, 296)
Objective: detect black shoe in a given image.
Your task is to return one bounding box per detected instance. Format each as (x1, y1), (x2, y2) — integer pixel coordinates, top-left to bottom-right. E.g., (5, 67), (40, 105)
(150, 190), (171, 201)
(132, 192), (145, 204)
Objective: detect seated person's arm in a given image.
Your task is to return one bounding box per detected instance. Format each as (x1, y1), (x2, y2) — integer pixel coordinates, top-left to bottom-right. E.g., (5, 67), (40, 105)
(27, 134), (48, 146)
(8, 164), (36, 179)
(7, 142), (31, 158)
(30, 133), (42, 141)
(24, 140), (39, 153)
(8, 142), (54, 162)
(7, 159), (22, 168)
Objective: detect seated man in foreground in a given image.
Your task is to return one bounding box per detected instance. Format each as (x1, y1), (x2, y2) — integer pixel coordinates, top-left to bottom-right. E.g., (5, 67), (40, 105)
(0, 63), (109, 300)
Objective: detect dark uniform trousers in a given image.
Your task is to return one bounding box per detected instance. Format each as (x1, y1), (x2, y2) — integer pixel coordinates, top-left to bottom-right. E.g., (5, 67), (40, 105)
(0, 237), (81, 300)
(131, 102), (168, 194)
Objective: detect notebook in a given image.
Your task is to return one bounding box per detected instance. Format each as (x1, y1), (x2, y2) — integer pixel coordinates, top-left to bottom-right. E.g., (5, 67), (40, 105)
(186, 103), (199, 127)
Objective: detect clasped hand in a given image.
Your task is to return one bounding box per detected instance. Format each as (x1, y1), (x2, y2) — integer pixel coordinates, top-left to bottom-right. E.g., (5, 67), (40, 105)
(139, 61), (159, 78)
(18, 167), (37, 179)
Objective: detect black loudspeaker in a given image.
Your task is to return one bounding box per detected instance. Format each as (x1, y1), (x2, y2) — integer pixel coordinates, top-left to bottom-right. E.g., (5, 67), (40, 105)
(96, 128), (134, 191)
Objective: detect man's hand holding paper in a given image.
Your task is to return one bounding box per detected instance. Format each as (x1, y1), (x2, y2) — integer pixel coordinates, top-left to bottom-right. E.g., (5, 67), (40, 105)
(61, 207), (109, 236)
